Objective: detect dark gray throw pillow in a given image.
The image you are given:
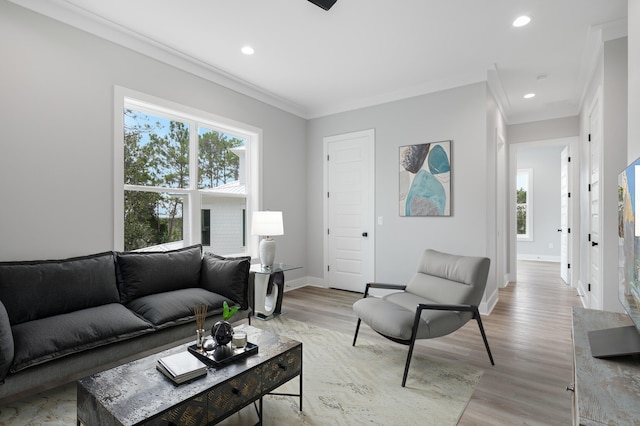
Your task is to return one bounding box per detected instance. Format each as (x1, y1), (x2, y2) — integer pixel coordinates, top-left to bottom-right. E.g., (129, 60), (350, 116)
(116, 245), (202, 304)
(0, 251), (119, 325)
(0, 301), (14, 381)
(200, 253), (251, 310)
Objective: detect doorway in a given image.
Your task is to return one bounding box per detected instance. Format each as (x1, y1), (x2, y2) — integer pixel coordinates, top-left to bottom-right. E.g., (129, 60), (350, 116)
(512, 137), (577, 285)
(323, 129), (375, 293)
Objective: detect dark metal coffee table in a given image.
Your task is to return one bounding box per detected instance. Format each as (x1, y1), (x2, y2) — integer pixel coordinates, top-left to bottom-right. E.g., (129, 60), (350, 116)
(76, 324), (302, 425)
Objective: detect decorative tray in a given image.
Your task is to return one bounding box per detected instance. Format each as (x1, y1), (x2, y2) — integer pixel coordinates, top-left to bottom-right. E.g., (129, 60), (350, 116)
(188, 343), (258, 368)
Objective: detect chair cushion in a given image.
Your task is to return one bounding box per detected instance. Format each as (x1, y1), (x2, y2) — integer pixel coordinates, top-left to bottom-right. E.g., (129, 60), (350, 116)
(10, 303), (154, 373)
(116, 245), (202, 304)
(405, 249), (490, 306)
(200, 253), (251, 310)
(126, 288), (228, 328)
(353, 293), (472, 341)
(0, 252), (120, 325)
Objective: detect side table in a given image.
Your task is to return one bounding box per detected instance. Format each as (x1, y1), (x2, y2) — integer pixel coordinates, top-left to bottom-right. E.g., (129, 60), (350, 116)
(250, 263), (301, 320)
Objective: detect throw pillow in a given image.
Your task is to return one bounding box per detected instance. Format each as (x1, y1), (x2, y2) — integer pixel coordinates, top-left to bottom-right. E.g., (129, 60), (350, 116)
(200, 253), (251, 310)
(0, 251), (120, 325)
(116, 245), (202, 304)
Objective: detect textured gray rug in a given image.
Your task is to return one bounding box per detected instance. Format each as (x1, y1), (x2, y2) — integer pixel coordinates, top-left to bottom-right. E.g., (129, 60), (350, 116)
(0, 318), (482, 425)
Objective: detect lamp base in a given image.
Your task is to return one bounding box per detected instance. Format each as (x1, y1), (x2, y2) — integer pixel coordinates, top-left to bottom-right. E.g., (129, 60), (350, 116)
(259, 237), (276, 268)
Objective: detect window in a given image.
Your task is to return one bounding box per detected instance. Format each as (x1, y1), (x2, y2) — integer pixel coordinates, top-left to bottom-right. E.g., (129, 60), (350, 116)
(114, 87), (260, 256)
(516, 168), (533, 241)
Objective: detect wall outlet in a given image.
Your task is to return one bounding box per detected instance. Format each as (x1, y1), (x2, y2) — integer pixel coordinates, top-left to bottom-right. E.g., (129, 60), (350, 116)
(549, 243), (554, 249)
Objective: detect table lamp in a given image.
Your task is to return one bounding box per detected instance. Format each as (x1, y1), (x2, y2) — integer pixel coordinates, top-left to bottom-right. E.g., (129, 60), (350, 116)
(251, 211), (284, 268)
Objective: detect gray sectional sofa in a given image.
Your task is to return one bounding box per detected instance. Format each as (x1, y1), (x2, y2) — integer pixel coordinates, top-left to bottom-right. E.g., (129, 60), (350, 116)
(0, 244), (252, 403)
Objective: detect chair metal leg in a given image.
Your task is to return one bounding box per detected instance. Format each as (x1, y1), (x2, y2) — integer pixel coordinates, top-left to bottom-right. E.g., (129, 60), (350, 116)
(474, 311), (495, 365)
(402, 338), (417, 387)
(352, 318), (361, 346)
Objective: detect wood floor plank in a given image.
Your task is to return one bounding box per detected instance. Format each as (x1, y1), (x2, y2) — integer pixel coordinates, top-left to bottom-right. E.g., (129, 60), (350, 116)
(278, 260), (582, 425)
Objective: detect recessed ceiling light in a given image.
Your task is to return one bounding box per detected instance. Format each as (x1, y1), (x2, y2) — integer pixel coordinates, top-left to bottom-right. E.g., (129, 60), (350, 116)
(524, 93), (536, 99)
(241, 46), (255, 55)
(513, 16), (531, 27)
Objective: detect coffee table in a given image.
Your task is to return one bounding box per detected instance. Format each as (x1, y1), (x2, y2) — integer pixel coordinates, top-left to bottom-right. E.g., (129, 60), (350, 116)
(76, 324), (302, 425)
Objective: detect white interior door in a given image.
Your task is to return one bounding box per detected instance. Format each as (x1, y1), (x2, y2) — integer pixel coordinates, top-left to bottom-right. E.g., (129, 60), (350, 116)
(588, 96), (603, 310)
(560, 146), (570, 284)
(324, 130), (375, 293)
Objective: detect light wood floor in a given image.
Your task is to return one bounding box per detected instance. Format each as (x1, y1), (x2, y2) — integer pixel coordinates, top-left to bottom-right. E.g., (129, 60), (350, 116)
(278, 260), (582, 425)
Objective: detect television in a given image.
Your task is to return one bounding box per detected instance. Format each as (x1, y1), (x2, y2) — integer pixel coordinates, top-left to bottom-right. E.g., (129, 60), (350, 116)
(588, 156), (640, 358)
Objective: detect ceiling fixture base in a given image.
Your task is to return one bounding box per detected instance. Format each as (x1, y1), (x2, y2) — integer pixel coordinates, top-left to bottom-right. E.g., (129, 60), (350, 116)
(308, 0), (337, 11)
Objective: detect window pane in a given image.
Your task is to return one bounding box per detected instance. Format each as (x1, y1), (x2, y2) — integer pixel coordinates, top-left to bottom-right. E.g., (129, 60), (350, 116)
(124, 109), (190, 188)
(201, 195), (247, 255)
(198, 127), (245, 189)
(124, 190), (184, 251)
(517, 204), (527, 235)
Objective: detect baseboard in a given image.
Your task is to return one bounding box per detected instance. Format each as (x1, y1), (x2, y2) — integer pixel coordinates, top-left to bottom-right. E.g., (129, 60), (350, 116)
(517, 254), (561, 262)
(480, 287), (498, 315)
(283, 276), (326, 292)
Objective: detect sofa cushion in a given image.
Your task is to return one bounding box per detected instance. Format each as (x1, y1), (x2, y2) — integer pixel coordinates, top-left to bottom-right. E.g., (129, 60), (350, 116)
(116, 245), (202, 304)
(126, 288), (229, 328)
(200, 253), (251, 310)
(0, 300), (14, 381)
(0, 252), (120, 325)
(9, 303), (154, 373)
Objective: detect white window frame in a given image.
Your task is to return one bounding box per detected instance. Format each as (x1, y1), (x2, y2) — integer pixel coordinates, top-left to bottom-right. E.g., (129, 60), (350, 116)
(516, 168), (533, 241)
(114, 86), (262, 256)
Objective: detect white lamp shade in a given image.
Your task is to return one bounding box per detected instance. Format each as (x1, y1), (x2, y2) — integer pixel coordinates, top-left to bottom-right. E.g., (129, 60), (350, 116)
(251, 211), (284, 236)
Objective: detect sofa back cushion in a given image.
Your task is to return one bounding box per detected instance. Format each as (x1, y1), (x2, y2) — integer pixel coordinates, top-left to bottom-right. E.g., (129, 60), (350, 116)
(116, 245), (202, 304)
(200, 253), (251, 309)
(0, 252), (120, 325)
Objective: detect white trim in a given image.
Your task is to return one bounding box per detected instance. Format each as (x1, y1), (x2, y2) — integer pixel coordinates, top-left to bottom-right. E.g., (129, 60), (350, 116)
(516, 254), (562, 262)
(323, 129), (376, 290)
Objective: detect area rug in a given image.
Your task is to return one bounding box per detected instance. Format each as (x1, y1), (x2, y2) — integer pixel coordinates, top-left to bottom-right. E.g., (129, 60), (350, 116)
(0, 318), (482, 426)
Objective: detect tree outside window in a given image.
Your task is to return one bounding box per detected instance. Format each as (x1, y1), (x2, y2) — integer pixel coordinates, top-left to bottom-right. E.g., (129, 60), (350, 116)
(517, 169), (533, 241)
(121, 103), (250, 253)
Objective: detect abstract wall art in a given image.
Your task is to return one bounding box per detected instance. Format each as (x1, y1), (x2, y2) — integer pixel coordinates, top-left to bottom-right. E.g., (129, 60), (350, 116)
(399, 140), (451, 216)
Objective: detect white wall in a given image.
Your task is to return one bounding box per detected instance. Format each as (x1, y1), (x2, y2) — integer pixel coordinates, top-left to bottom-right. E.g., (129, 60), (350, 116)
(0, 2), (308, 276)
(307, 83), (498, 309)
(508, 117), (580, 144)
(629, 0), (640, 160)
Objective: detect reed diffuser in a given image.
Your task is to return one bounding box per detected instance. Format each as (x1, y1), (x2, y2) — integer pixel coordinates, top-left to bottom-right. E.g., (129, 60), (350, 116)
(194, 304), (208, 350)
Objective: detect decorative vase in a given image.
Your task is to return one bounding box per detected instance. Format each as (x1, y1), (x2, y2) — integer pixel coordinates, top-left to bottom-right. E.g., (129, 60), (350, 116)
(196, 328), (206, 350)
(212, 320), (234, 346)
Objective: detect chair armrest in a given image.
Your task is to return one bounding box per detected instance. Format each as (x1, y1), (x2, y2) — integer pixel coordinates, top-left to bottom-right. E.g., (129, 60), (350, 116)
(364, 282), (407, 297)
(416, 303), (480, 316)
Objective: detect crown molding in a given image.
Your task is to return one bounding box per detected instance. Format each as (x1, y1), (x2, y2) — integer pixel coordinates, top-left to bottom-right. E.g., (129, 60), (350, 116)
(9, 0), (310, 119)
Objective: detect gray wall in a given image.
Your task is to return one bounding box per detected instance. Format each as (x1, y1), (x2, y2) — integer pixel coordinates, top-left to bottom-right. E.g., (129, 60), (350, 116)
(0, 2), (308, 276)
(307, 83), (494, 293)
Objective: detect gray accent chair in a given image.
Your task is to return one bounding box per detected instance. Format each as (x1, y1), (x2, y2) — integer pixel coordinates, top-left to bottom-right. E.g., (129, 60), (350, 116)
(352, 249), (494, 386)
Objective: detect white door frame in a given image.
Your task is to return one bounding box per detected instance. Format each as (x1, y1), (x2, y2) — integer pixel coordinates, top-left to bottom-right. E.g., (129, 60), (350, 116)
(323, 129), (375, 291)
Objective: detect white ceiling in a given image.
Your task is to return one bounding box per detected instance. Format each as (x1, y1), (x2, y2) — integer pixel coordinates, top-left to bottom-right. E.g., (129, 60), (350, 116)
(12, 0), (628, 124)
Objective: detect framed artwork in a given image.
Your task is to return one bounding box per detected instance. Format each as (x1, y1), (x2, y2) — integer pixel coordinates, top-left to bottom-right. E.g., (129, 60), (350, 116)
(399, 140), (451, 216)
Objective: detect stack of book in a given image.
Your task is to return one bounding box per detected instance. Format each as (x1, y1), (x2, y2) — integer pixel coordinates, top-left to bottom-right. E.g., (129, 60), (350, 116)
(156, 351), (207, 384)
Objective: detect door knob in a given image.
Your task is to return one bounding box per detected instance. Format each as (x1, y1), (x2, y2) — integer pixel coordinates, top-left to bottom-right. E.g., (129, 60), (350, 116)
(362, 232), (368, 237)
(592, 241), (599, 247)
